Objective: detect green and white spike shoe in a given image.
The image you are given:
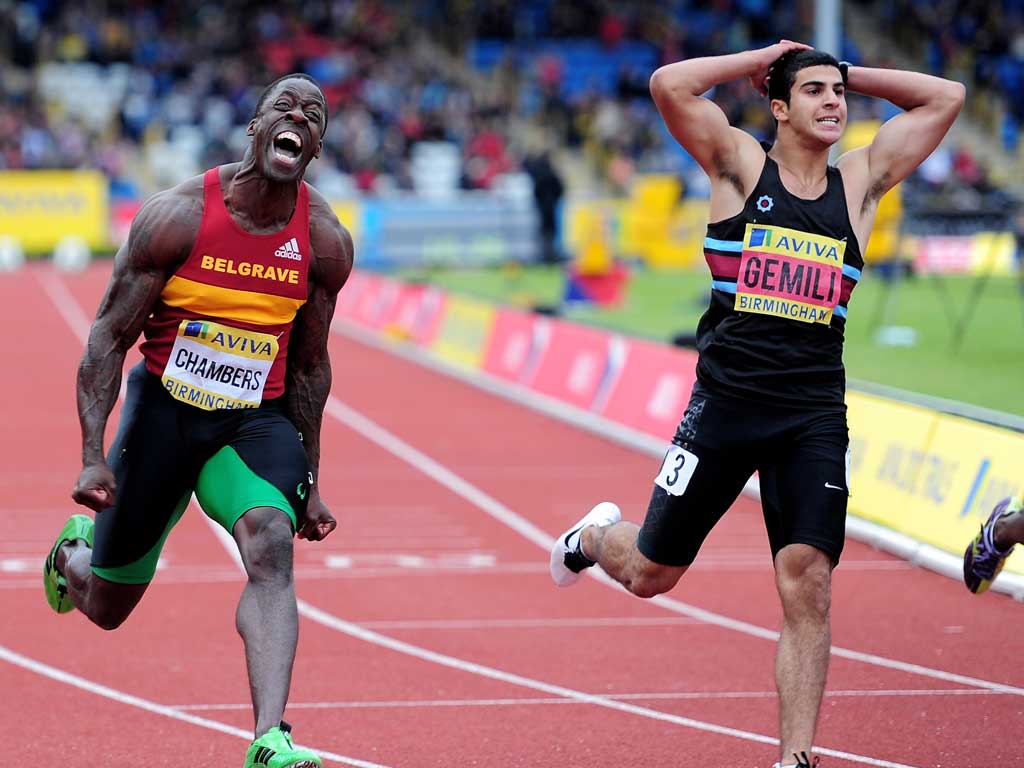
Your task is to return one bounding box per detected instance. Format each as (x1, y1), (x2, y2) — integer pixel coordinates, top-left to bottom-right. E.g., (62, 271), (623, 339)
(43, 514), (93, 613)
(244, 722), (321, 768)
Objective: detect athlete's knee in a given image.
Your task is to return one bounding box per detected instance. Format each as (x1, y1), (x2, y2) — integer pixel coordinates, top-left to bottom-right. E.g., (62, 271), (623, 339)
(236, 508), (294, 583)
(775, 545), (832, 620)
(92, 605), (132, 631)
(626, 561), (685, 599)
(84, 580), (148, 631)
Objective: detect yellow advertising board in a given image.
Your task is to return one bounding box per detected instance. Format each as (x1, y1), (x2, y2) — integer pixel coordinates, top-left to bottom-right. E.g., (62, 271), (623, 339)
(848, 391), (1024, 576)
(846, 391), (939, 533)
(567, 194), (708, 270)
(0, 171), (108, 251)
(902, 414), (1024, 575)
(429, 295), (496, 370)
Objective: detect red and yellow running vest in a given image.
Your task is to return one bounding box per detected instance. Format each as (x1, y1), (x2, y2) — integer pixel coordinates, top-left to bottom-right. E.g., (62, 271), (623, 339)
(141, 167), (311, 409)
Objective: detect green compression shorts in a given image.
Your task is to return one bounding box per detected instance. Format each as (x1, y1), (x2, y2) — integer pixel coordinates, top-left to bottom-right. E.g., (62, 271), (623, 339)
(90, 363), (311, 585)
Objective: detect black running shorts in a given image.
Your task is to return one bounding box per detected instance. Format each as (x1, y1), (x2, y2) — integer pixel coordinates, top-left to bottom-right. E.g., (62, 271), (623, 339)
(637, 385), (850, 567)
(90, 363), (311, 584)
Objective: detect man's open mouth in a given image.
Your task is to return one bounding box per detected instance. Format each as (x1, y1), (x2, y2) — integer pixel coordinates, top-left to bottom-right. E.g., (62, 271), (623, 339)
(273, 130), (303, 161)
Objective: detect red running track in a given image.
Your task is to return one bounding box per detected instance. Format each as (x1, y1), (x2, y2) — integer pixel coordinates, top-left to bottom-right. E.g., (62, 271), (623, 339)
(2, 263), (1021, 768)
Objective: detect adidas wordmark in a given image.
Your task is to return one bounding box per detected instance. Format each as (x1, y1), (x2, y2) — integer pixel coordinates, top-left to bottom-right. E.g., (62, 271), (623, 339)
(274, 237), (302, 261)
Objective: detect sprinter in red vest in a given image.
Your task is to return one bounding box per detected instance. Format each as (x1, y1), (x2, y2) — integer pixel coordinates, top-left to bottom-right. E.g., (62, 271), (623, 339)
(44, 73), (351, 768)
(551, 43), (964, 768)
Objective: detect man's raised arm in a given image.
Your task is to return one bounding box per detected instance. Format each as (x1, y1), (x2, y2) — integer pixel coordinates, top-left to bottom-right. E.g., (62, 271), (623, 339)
(649, 40), (808, 183)
(839, 66), (965, 205)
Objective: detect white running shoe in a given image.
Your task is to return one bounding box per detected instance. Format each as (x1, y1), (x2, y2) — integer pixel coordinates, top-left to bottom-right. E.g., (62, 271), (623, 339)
(549, 501), (621, 587)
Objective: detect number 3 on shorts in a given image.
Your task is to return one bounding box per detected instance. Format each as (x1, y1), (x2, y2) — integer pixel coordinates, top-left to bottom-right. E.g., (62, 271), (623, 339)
(654, 444), (699, 496)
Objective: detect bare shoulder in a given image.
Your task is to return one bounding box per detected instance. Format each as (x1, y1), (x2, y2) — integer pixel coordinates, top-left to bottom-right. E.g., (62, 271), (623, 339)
(306, 183), (354, 295)
(835, 146), (877, 217)
(834, 146), (881, 248)
(128, 174), (205, 271)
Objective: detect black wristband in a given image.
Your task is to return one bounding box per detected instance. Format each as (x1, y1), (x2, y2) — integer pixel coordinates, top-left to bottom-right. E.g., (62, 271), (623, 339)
(838, 61), (850, 85)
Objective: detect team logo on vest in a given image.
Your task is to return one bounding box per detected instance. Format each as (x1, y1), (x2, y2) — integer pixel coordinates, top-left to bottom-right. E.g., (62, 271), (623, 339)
(274, 237), (302, 261)
(756, 195), (774, 213)
(199, 254), (299, 284)
(735, 223), (845, 325)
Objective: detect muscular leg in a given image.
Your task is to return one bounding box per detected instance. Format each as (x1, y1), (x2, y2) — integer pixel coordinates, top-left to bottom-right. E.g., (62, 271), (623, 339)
(582, 521), (687, 598)
(556, 396), (752, 598)
(56, 540), (148, 630)
(773, 543), (833, 764)
(233, 506), (298, 737)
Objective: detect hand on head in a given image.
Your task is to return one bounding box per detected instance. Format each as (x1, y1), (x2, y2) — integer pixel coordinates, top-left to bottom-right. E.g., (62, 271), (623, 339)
(751, 39), (814, 97)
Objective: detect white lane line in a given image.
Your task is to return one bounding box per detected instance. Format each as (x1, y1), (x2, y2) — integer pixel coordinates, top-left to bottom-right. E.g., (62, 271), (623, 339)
(338, 397), (563, 554)
(0, 644), (389, 768)
(37, 268), (94, 342)
(171, 687), (1010, 712)
(201, 520), (920, 768)
(301, 598), (919, 768)
(333, 319), (668, 457)
(324, 396), (1024, 697)
(357, 617), (703, 630)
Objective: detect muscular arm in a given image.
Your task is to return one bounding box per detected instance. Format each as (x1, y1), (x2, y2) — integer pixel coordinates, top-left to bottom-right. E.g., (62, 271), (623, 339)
(73, 190), (198, 510)
(284, 196), (353, 540)
(649, 41), (808, 203)
(838, 67), (965, 212)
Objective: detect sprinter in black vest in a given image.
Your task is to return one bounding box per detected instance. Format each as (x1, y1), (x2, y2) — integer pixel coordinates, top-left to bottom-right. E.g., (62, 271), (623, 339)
(550, 42), (964, 768)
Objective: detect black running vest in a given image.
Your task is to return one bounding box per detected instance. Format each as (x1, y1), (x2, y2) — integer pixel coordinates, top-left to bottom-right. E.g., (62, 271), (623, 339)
(696, 152), (864, 408)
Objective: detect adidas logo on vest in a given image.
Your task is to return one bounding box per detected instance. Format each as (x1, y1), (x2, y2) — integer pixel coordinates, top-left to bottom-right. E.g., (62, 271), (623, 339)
(274, 237), (302, 261)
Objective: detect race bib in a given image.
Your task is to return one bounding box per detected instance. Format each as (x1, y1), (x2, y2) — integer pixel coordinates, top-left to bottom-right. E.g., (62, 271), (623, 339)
(654, 444), (699, 496)
(735, 224), (846, 324)
(162, 319), (279, 410)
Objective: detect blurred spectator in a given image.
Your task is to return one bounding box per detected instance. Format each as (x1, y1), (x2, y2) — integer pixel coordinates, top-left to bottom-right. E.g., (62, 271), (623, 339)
(854, 0), (1024, 156)
(462, 116), (512, 190)
(523, 150), (565, 263)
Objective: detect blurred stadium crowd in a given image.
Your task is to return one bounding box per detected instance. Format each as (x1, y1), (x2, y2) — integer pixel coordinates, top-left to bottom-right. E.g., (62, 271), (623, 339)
(0, 0), (1015, 212)
(873, 0), (1024, 150)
